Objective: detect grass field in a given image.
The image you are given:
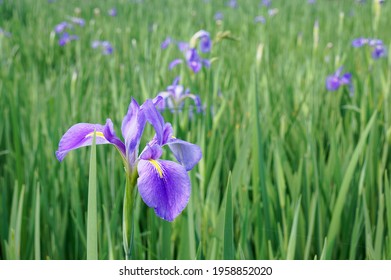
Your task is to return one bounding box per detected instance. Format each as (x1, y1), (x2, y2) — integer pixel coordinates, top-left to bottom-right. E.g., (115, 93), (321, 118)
(1, 0), (391, 260)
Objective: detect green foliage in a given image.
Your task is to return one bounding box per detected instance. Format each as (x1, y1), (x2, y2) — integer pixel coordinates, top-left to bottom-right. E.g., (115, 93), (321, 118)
(0, 0), (390, 260)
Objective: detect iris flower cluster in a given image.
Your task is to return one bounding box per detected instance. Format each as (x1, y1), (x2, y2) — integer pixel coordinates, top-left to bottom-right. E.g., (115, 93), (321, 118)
(154, 76), (203, 114)
(326, 67), (353, 93)
(162, 30), (212, 73)
(352, 37), (387, 59)
(54, 17), (85, 46)
(56, 97), (202, 221)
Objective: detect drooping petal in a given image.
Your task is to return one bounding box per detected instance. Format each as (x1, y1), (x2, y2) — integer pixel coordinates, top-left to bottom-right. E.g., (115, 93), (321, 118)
(137, 159), (191, 221)
(165, 138), (202, 171)
(56, 123), (110, 161)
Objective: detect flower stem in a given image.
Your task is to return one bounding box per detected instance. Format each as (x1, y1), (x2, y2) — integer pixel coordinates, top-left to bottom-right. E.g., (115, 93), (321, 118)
(122, 170), (137, 260)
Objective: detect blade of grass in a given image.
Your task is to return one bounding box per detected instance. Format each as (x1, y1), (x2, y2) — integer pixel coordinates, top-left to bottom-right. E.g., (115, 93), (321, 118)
(86, 130), (98, 260)
(34, 184), (40, 260)
(223, 173), (234, 260)
(326, 111), (377, 258)
(286, 197), (301, 260)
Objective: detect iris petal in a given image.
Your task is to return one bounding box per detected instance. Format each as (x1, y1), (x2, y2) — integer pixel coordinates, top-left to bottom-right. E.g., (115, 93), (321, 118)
(137, 159), (191, 222)
(56, 123), (110, 161)
(166, 138), (202, 171)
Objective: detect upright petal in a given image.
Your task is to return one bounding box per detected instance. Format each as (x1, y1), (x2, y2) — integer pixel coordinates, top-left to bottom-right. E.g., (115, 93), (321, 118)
(140, 99), (165, 145)
(56, 123), (110, 161)
(137, 159), (191, 221)
(121, 98), (146, 164)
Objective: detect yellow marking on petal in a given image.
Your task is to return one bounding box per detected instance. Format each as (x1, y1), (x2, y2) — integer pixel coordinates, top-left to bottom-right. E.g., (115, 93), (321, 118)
(86, 131), (105, 139)
(149, 159), (163, 178)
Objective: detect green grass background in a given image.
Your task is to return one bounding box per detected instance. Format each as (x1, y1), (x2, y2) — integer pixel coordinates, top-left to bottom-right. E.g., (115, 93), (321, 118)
(1, 0), (391, 260)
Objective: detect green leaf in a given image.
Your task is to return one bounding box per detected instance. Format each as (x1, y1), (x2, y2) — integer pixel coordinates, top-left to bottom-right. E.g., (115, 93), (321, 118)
(87, 130), (98, 260)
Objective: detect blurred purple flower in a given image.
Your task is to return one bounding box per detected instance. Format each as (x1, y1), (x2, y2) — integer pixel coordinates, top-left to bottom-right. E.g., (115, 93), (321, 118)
(214, 12), (224, 21)
(352, 37), (387, 59)
(177, 41), (190, 52)
(372, 44), (387, 59)
(161, 37), (172, 49)
(186, 48), (209, 73)
(92, 40), (114, 55)
(69, 17), (85, 27)
(108, 8), (117, 16)
(226, 0), (238, 8)
(260, 0), (271, 7)
(58, 33), (78, 46)
(326, 67), (353, 92)
(54, 21), (72, 34)
(169, 59), (183, 70)
(352, 37), (368, 47)
(154, 76), (203, 113)
(254, 15), (266, 24)
(308, 0), (316, 4)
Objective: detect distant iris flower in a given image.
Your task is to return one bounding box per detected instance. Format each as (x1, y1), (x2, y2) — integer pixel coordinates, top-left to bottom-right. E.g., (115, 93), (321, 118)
(54, 21), (72, 34)
(56, 97), (202, 221)
(166, 30), (212, 73)
(92, 40), (114, 55)
(260, 0), (271, 7)
(226, 0), (237, 8)
(352, 37), (387, 59)
(154, 76), (203, 113)
(254, 15), (266, 24)
(108, 8), (117, 17)
(58, 32), (78, 46)
(326, 67), (353, 92)
(214, 12), (224, 21)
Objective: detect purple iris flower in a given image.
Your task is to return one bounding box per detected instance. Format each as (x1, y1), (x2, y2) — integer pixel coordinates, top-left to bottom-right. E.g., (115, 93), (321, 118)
(351, 37), (387, 59)
(108, 8), (117, 17)
(154, 76), (203, 113)
(92, 40), (114, 55)
(166, 30), (211, 73)
(372, 44), (387, 59)
(58, 33), (78, 46)
(352, 37), (368, 47)
(214, 12), (223, 21)
(54, 21), (72, 34)
(56, 97), (202, 221)
(326, 67), (353, 92)
(185, 48), (210, 73)
(308, 0), (316, 4)
(226, 0), (237, 8)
